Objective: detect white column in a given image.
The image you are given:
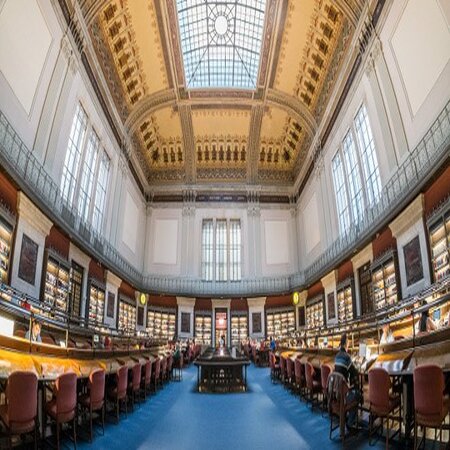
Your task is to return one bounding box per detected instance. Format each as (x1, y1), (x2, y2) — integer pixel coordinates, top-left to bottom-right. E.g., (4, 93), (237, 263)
(10, 193), (53, 298)
(68, 243), (91, 318)
(351, 243), (373, 317)
(104, 270), (121, 328)
(176, 296), (195, 339)
(321, 270), (338, 326)
(248, 297), (266, 339)
(389, 194), (431, 297)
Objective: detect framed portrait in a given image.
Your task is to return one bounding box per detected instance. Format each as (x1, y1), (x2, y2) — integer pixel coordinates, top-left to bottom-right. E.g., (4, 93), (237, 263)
(106, 292), (115, 318)
(252, 312), (262, 334)
(403, 235), (423, 286)
(181, 312), (190, 333)
(327, 292), (336, 320)
(137, 305), (144, 327)
(18, 234), (38, 285)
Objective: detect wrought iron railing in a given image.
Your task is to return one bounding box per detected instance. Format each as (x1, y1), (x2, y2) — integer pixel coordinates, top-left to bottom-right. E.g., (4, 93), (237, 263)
(0, 99), (449, 296)
(303, 100), (450, 286)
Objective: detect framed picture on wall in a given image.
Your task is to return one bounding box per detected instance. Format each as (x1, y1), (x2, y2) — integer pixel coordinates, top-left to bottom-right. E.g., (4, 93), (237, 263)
(252, 312), (262, 333)
(18, 234), (38, 285)
(403, 235), (424, 286)
(106, 292), (115, 318)
(181, 312), (190, 333)
(327, 292), (336, 320)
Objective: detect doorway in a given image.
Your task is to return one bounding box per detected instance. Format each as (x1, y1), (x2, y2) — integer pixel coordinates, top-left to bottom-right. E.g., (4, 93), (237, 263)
(215, 308), (228, 347)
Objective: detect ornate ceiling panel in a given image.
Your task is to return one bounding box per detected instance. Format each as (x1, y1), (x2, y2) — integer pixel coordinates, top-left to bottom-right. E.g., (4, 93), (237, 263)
(82, 0), (363, 191)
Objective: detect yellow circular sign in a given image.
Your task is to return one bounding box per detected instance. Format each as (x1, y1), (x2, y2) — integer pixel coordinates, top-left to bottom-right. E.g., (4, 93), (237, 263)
(292, 292), (299, 305)
(140, 293), (146, 305)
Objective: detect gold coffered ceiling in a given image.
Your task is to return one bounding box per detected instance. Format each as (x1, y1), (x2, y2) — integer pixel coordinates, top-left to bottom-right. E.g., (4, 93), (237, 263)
(83, 0), (364, 189)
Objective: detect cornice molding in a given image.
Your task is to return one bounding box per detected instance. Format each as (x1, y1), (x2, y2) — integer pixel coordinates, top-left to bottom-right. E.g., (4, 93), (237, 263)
(389, 194), (425, 238)
(17, 193), (53, 237)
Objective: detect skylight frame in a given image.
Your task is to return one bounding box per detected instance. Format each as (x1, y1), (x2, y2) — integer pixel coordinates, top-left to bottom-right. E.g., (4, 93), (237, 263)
(176, 0), (267, 90)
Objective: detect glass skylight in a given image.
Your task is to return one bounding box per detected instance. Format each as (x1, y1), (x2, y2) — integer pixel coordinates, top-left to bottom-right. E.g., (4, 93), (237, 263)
(176, 0), (267, 89)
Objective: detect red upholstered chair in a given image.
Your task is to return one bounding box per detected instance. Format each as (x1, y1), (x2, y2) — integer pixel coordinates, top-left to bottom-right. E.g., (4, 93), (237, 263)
(168, 354), (174, 380)
(79, 369), (105, 442)
(305, 362), (321, 408)
(128, 363), (142, 410)
(368, 367), (401, 448)
(108, 365), (128, 423)
(141, 361), (152, 399)
(413, 364), (449, 449)
(279, 356), (286, 384)
(269, 352), (280, 382)
(45, 372), (77, 450)
(152, 358), (161, 391)
(160, 356), (168, 384)
(321, 364), (332, 413)
(0, 371), (38, 449)
(294, 358), (305, 396)
(285, 357), (294, 388)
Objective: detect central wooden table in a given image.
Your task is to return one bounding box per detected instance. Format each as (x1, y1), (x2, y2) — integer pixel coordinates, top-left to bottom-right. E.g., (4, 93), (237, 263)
(194, 347), (250, 393)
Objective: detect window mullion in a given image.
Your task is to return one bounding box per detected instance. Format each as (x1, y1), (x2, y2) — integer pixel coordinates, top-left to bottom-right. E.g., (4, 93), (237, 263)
(351, 125), (368, 210)
(88, 148), (102, 223)
(74, 122), (92, 213)
(339, 147), (353, 226)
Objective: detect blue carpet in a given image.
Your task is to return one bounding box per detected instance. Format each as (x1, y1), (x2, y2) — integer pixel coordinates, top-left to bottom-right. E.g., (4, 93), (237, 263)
(78, 365), (392, 450)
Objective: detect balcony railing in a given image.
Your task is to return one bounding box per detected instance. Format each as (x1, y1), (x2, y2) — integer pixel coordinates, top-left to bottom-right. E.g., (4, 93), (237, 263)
(303, 100), (450, 285)
(0, 99), (448, 297)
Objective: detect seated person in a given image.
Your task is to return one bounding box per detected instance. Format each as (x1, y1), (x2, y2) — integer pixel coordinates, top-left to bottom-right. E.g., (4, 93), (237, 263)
(417, 309), (437, 334)
(269, 336), (276, 352)
(380, 323), (394, 344)
(25, 320), (42, 343)
(334, 333), (360, 430)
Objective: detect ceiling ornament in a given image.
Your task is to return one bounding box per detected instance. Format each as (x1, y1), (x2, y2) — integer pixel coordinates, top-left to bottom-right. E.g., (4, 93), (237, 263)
(78, 0), (365, 191)
(195, 137), (247, 168)
(97, 1), (148, 107)
(293, 1), (344, 112)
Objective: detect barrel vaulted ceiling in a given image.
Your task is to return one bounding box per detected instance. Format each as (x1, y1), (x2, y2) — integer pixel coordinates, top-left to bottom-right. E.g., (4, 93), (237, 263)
(79, 0), (365, 191)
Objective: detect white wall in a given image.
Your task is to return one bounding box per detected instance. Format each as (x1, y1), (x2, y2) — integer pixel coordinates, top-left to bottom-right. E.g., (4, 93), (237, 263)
(381, 0), (450, 150)
(0, 0), (61, 150)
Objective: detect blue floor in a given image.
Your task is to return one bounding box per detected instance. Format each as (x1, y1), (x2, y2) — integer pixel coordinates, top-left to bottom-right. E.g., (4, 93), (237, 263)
(79, 365), (390, 450)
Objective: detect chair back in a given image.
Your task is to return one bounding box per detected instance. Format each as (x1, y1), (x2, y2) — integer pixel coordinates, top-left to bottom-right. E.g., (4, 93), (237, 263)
(55, 372), (77, 414)
(154, 358), (161, 379)
(279, 356), (286, 375)
(89, 369), (105, 408)
(7, 371), (38, 424)
(252, 346), (257, 360)
(144, 361), (152, 384)
(368, 367), (391, 411)
(161, 356), (167, 372)
(327, 371), (350, 414)
(305, 362), (315, 390)
(168, 355), (173, 372)
(413, 364), (445, 417)
(131, 364), (141, 390)
(286, 358), (293, 378)
(294, 358), (303, 384)
(321, 364), (332, 392)
(116, 365), (128, 398)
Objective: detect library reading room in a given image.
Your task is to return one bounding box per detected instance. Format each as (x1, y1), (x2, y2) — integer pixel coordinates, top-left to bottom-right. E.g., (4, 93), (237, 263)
(0, 0), (449, 449)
